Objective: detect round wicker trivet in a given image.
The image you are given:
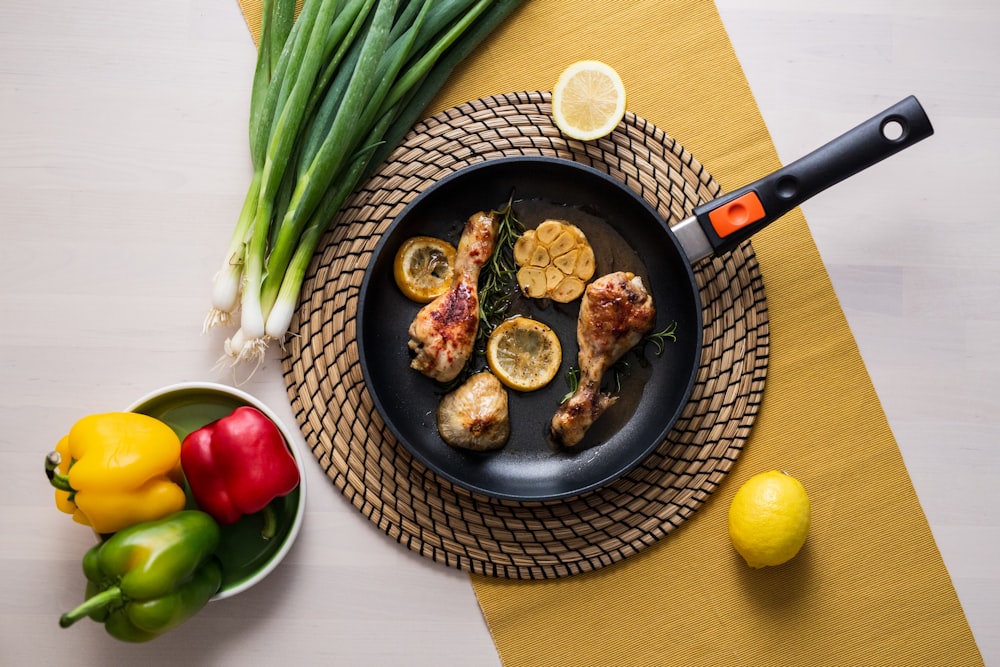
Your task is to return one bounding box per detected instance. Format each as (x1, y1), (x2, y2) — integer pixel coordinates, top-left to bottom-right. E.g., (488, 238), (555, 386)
(281, 91), (769, 579)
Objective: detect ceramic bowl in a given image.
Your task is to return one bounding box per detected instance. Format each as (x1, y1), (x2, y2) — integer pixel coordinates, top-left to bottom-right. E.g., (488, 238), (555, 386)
(127, 381), (306, 600)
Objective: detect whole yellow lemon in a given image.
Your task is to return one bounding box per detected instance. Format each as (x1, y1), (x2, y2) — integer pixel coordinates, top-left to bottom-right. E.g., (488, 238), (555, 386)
(728, 470), (811, 568)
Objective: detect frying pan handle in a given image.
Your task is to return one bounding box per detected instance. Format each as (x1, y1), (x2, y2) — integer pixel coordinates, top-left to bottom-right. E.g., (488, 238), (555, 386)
(691, 95), (934, 256)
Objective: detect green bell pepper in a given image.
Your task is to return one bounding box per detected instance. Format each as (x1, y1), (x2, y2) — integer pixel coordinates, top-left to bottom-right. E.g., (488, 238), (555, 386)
(59, 510), (222, 642)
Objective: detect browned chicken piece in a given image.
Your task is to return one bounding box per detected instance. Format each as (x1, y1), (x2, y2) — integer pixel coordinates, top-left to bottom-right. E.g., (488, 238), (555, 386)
(437, 372), (510, 450)
(408, 210), (499, 382)
(550, 271), (656, 447)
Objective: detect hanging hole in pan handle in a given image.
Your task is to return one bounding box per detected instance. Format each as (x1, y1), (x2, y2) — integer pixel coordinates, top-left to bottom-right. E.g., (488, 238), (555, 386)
(881, 116), (907, 142)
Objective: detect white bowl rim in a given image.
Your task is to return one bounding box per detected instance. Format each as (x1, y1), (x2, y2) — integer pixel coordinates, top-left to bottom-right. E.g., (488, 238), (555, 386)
(126, 380), (307, 600)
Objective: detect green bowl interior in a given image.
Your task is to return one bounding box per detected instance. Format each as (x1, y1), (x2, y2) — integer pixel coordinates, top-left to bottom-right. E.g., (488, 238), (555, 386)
(130, 387), (302, 595)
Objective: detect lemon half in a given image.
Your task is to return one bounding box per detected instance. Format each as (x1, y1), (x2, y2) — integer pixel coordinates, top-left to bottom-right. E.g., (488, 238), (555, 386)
(486, 316), (562, 392)
(552, 60), (627, 141)
(728, 470), (811, 568)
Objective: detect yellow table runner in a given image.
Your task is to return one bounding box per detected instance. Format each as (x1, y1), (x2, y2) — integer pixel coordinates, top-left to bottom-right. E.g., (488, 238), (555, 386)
(236, 1), (982, 664)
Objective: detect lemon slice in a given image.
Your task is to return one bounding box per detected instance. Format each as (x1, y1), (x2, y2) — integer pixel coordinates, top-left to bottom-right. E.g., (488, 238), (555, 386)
(393, 236), (457, 303)
(486, 316), (562, 392)
(728, 470), (811, 568)
(552, 60), (627, 141)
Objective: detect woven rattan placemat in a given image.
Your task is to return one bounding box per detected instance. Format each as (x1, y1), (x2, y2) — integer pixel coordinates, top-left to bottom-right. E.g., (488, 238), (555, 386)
(281, 91), (769, 579)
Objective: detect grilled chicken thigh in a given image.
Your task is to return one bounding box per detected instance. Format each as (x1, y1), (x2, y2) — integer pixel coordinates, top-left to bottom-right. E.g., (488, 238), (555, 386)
(408, 210), (499, 382)
(550, 271), (656, 447)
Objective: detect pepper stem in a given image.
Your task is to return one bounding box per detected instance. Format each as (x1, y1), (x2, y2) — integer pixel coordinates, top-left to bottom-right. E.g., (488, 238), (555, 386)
(59, 586), (122, 628)
(45, 452), (74, 493)
(261, 503), (277, 541)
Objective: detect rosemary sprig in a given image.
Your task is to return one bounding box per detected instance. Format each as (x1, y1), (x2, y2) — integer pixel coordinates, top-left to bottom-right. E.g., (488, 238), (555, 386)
(645, 321), (679, 356)
(561, 367), (581, 403)
(474, 194), (524, 352)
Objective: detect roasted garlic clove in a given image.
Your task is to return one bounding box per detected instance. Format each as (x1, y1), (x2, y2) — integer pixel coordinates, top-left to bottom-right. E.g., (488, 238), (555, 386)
(436, 372), (510, 451)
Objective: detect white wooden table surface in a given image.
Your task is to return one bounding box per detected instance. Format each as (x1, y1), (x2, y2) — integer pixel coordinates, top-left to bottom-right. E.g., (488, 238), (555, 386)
(2, 1), (996, 664)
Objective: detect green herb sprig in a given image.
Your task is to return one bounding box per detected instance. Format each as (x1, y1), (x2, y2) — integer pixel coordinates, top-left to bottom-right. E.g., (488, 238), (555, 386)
(560, 367), (581, 403)
(646, 321), (679, 356)
(475, 195), (525, 351)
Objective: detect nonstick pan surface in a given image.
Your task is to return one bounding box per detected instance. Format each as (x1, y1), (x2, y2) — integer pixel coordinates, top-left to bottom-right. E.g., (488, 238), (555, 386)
(357, 156), (703, 501)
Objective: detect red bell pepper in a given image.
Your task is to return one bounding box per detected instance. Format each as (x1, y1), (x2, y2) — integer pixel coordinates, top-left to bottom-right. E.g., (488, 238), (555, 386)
(180, 406), (299, 538)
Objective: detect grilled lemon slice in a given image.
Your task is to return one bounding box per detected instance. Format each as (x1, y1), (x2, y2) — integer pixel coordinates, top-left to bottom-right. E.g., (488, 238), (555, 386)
(486, 316), (562, 392)
(393, 236), (457, 303)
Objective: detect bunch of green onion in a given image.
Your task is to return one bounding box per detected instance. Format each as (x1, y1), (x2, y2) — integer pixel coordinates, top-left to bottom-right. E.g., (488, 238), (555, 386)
(206, 0), (524, 363)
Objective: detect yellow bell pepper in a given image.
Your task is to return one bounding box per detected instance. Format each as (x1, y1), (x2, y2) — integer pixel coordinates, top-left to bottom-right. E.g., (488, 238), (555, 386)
(45, 412), (187, 534)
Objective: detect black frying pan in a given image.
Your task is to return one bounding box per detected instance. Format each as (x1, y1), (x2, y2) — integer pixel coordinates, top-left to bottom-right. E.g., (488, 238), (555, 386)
(357, 96), (933, 501)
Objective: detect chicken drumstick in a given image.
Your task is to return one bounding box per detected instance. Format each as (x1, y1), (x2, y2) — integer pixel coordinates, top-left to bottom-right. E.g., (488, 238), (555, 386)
(407, 210), (498, 382)
(550, 271), (656, 447)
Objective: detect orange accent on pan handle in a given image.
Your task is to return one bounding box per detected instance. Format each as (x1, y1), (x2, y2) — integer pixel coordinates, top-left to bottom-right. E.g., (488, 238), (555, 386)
(707, 191), (767, 239)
